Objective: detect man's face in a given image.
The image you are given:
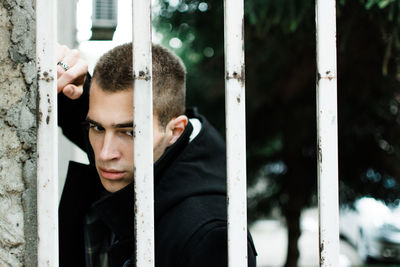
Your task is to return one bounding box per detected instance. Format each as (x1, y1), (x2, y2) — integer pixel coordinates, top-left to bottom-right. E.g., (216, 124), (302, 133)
(87, 81), (170, 192)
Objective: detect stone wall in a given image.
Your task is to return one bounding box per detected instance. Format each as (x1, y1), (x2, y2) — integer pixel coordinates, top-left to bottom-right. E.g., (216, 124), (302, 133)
(0, 0), (37, 266)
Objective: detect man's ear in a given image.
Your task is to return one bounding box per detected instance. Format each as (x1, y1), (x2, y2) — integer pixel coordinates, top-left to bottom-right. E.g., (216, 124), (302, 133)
(166, 115), (188, 146)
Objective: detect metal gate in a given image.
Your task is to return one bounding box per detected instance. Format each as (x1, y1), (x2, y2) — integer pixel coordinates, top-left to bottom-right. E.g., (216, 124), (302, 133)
(36, 0), (339, 266)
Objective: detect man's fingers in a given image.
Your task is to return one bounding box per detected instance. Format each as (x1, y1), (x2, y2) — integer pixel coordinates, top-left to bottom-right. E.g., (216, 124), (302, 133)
(57, 49), (80, 79)
(57, 58), (88, 96)
(56, 44), (69, 79)
(57, 43), (88, 99)
(57, 44), (67, 80)
(62, 84), (83, 100)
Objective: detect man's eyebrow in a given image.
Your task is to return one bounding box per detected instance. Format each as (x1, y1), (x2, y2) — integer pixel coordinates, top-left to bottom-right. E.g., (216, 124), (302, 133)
(86, 117), (102, 127)
(86, 117), (133, 128)
(113, 121), (133, 128)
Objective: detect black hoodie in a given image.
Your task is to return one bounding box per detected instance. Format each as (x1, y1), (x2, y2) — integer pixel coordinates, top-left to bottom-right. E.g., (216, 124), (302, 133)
(58, 76), (257, 266)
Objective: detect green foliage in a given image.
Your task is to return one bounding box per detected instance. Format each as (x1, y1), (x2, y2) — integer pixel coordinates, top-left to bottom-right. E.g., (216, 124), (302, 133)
(154, 1), (400, 264)
(245, 0), (313, 34)
(154, 0), (400, 220)
(365, 0), (397, 10)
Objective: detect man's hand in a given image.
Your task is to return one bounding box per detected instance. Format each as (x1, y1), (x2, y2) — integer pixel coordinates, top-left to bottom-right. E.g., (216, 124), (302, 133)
(57, 44), (88, 100)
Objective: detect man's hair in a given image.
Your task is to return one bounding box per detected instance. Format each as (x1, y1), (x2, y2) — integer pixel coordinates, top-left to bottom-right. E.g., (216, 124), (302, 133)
(92, 43), (186, 128)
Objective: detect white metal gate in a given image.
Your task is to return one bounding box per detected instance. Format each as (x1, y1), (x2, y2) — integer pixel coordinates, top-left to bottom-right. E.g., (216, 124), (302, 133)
(36, 0), (339, 266)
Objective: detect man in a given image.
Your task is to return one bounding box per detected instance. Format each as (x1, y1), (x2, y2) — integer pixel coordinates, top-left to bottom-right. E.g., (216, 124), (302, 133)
(57, 43), (257, 267)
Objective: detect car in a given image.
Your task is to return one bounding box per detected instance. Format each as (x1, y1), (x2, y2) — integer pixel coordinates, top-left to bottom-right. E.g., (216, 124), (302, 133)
(340, 197), (400, 263)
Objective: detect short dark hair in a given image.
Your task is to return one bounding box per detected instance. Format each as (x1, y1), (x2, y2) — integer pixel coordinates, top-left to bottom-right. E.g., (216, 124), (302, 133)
(92, 43), (186, 128)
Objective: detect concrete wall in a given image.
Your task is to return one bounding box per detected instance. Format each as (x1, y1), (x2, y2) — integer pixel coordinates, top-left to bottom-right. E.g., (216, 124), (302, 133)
(0, 1), (37, 266)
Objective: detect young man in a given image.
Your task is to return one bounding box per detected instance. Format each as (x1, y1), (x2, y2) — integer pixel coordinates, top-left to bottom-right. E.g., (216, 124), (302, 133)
(57, 43), (257, 267)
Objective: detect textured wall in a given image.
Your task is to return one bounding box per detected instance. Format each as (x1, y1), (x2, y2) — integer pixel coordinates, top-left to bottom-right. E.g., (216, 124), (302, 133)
(0, 0), (37, 266)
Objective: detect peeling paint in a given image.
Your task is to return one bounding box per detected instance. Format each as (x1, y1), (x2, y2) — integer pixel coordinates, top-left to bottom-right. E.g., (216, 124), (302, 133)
(225, 66), (245, 87)
(320, 242), (325, 265)
(318, 145), (322, 163)
(38, 69), (54, 82)
(318, 70), (336, 81)
(38, 111), (43, 124)
(135, 69), (151, 81)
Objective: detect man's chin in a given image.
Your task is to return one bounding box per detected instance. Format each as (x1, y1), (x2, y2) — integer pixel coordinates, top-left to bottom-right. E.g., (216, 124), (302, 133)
(100, 178), (129, 193)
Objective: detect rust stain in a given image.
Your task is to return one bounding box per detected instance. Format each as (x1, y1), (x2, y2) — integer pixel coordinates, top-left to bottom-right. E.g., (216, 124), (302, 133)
(319, 242), (325, 265)
(318, 146), (322, 163)
(135, 69), (151, 81)
(318, 70), (336, 81)
(38, 111), (43, 123)
(226, 65), (245, 87)
(46, 92), (52, 125)
(318, 135), (322, 161)
(38, 69), (54, 82)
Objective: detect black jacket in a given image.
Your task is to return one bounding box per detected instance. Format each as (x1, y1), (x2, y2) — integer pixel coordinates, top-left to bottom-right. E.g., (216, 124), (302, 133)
(58, 76), (257, 266)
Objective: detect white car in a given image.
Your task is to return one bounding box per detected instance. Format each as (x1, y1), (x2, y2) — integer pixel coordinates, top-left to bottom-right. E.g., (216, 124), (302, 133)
(340, 197), (400, 263)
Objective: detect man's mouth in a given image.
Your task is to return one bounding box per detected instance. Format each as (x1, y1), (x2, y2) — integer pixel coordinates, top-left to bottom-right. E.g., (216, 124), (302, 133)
(99, 167), (126, 180)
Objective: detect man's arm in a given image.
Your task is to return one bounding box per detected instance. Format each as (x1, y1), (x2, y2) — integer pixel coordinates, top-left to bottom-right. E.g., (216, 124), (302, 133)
(58, 74), (90, 150)
(57, 44), (90, 150)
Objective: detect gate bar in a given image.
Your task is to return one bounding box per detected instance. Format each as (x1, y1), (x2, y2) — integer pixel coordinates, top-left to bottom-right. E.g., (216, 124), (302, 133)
(36, 0), (59, 266)
(132, 0), (154, 266)
(316, 0), (340, 266)
(224, 0), (248, 266)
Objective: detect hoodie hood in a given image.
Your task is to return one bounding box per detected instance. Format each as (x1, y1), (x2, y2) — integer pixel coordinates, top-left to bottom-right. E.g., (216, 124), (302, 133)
(154, 112), (227, 221)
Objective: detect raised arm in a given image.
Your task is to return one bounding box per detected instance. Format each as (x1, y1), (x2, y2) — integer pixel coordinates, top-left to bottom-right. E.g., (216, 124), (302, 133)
(57, 44), (88, 99)
(57, 44), (90, 151)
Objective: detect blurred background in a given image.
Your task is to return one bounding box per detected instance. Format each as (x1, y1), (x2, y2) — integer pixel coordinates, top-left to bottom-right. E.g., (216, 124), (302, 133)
(57, 0), (400, 266)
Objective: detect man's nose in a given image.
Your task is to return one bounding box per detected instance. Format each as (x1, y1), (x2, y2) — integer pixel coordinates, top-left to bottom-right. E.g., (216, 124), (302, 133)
(99, 133), (121, 161)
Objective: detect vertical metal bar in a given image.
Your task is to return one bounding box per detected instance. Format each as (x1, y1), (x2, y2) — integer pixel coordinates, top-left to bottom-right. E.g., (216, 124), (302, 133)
(224, 0), (247, 266)
(36, 0), (59, 266)
(316, 0), (340, 266)
(132, 0), (154, 266)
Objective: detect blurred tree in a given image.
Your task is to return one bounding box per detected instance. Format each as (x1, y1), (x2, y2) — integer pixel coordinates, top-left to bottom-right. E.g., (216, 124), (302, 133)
(154, 0), (400, 266)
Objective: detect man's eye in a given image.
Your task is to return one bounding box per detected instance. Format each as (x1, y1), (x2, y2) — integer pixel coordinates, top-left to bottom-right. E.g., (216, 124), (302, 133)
(89, 124), (103, 132)
(125, 130), (134, 137)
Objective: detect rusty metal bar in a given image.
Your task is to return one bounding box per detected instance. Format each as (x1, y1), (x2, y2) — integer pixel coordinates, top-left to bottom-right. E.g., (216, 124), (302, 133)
(132, 0), (154, 266)
(224, 0), (248, 266)
(316, 0), (340, 266)
(36, 0), (59, 266)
